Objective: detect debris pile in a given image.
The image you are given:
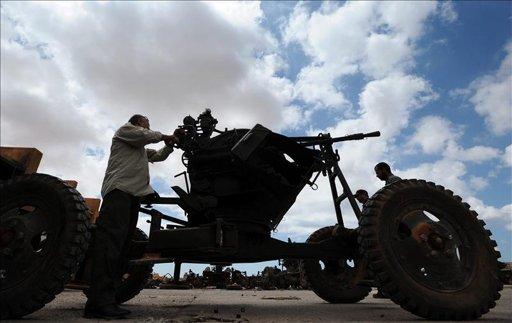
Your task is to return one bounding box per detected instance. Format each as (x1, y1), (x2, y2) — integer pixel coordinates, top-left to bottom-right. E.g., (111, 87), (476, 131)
(145, 261), (309, 290)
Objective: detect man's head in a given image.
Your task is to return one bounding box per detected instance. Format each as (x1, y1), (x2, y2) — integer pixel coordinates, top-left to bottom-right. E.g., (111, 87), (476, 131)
(374, 162), (392, 181)
(354, 189), (369, 204)
(129, 114), (150, 129)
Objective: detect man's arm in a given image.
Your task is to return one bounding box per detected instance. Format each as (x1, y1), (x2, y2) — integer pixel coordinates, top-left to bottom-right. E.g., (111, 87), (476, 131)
(146, 145), (173, 163)
(115, 123), (164, 148)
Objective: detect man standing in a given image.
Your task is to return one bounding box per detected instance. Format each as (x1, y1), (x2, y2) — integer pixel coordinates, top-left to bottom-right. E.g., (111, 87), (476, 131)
(374, 162), (402, 185)
(84, 115), (180, 319)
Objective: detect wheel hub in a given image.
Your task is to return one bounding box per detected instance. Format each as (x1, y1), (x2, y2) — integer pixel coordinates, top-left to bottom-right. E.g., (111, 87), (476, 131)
(1, 202), (54, 287)
(391, 209), (473, 291)
(0, 218), (29, 256)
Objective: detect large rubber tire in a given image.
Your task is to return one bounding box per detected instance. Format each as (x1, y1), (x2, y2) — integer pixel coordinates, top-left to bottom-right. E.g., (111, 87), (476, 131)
(359, 179), (502, 320)
(0, 174), (91, 319)
(302, 226), (371, 303)
(115, 228), (153, 304)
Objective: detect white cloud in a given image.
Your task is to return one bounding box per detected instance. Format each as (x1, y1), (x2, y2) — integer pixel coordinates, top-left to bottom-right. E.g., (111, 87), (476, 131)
(469, 176), (489, 191)
(438, 1), (458, 23)
(465, 198), (512, 221)
(467, 41), (512, 135)
(444, 141), (501, 164)
(357, 74), (438, 139)
(281, 2), (310, 46)
(282, 1), (440, 111)
(206, 1), (264, 30)
(408, 116), (458, 154)
(281, 105), (308, 130)
(362, 33), (414, 79)
(294, 64), (351, 109)
(407, 115), (501, 164)
(0, 1), (298, 198)
(378, 1), (438, 39)
(398, 159), (469, 194)
(503, 144), (512, 167)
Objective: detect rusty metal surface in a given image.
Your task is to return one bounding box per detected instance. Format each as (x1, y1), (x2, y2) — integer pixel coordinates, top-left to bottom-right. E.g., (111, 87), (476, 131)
(0, 147), (43, 174)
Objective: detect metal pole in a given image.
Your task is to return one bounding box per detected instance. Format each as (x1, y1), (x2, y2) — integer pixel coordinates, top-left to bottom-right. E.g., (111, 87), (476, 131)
(327, 168), (344, 226)
(333, 164), (362, 219)
(174, 261), (181, 283)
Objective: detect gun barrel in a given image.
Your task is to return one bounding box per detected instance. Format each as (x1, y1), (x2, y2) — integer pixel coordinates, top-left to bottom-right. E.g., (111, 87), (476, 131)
(295, 131), (380, 146)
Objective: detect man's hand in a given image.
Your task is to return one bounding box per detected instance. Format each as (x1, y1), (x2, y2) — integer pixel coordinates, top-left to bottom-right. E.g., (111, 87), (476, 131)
(162, 134), (179, 146)
(174, 128), (186, 136)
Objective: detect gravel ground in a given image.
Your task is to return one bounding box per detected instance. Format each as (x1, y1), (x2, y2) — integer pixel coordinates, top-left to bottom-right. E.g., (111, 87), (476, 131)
(6, 286), (511, 322)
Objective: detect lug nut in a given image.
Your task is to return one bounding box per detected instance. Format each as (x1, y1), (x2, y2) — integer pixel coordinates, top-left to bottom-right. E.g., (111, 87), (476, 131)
(430, 250), (439, 258)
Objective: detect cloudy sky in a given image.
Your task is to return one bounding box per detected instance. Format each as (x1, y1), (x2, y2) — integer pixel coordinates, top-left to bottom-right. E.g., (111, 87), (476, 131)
(1, 1), (511, 275)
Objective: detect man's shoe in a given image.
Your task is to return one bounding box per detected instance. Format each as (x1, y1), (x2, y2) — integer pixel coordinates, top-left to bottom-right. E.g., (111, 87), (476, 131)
(118, 306), (131, 315)
(373, 290), (389, 299)
(84, 304), (129, 319)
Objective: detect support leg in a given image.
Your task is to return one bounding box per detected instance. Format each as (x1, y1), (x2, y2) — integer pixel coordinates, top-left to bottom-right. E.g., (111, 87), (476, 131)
(174, 261), (181, 283)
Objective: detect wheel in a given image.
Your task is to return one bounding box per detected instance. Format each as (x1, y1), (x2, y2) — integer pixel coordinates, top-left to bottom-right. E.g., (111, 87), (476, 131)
(115, 228), (153, 304)
(0, 174), (91, 319)
(302, 226), (371, 303)
(359, 179), (502, 320)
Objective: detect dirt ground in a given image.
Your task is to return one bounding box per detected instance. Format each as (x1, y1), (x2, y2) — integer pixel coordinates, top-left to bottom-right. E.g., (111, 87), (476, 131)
(7, 286), (511, 322)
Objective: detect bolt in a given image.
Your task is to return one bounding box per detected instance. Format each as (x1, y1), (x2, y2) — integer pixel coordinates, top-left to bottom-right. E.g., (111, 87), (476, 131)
(430, 250), (439, 258)
(435, 237), (443, 245)
(445, 250), (454, 258)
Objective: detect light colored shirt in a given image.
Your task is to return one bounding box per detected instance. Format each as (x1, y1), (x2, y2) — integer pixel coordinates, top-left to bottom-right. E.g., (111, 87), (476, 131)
(101, 123), (173, 197)
(385, 174), (402, 185)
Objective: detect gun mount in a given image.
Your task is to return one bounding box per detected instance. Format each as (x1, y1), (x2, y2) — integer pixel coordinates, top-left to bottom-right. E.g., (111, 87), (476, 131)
(170, 110), (380, 234)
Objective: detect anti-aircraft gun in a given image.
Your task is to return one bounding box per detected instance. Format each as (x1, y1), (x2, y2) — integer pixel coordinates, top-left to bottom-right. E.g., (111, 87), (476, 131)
(0, 109), (503, 320)
(141, 109), (502, 320)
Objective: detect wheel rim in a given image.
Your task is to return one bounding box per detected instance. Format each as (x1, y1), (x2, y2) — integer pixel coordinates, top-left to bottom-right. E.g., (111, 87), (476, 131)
(0, 195), (62, 290)
(388, 204), (475, 292)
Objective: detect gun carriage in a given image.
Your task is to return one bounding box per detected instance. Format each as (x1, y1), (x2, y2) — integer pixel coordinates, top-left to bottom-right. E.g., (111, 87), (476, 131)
(0, 110), (503, 320)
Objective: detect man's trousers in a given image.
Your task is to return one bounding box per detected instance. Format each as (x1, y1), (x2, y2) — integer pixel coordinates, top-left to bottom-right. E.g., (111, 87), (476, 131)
(86, 189), (140, 307)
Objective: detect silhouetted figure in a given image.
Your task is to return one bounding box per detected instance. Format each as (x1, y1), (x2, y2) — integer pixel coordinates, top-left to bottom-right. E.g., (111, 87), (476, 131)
(372, 162), (403, 299)
(354, 189), (369, 205)
(374, 162), (401, 185)
(85, 115), (180, 319)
